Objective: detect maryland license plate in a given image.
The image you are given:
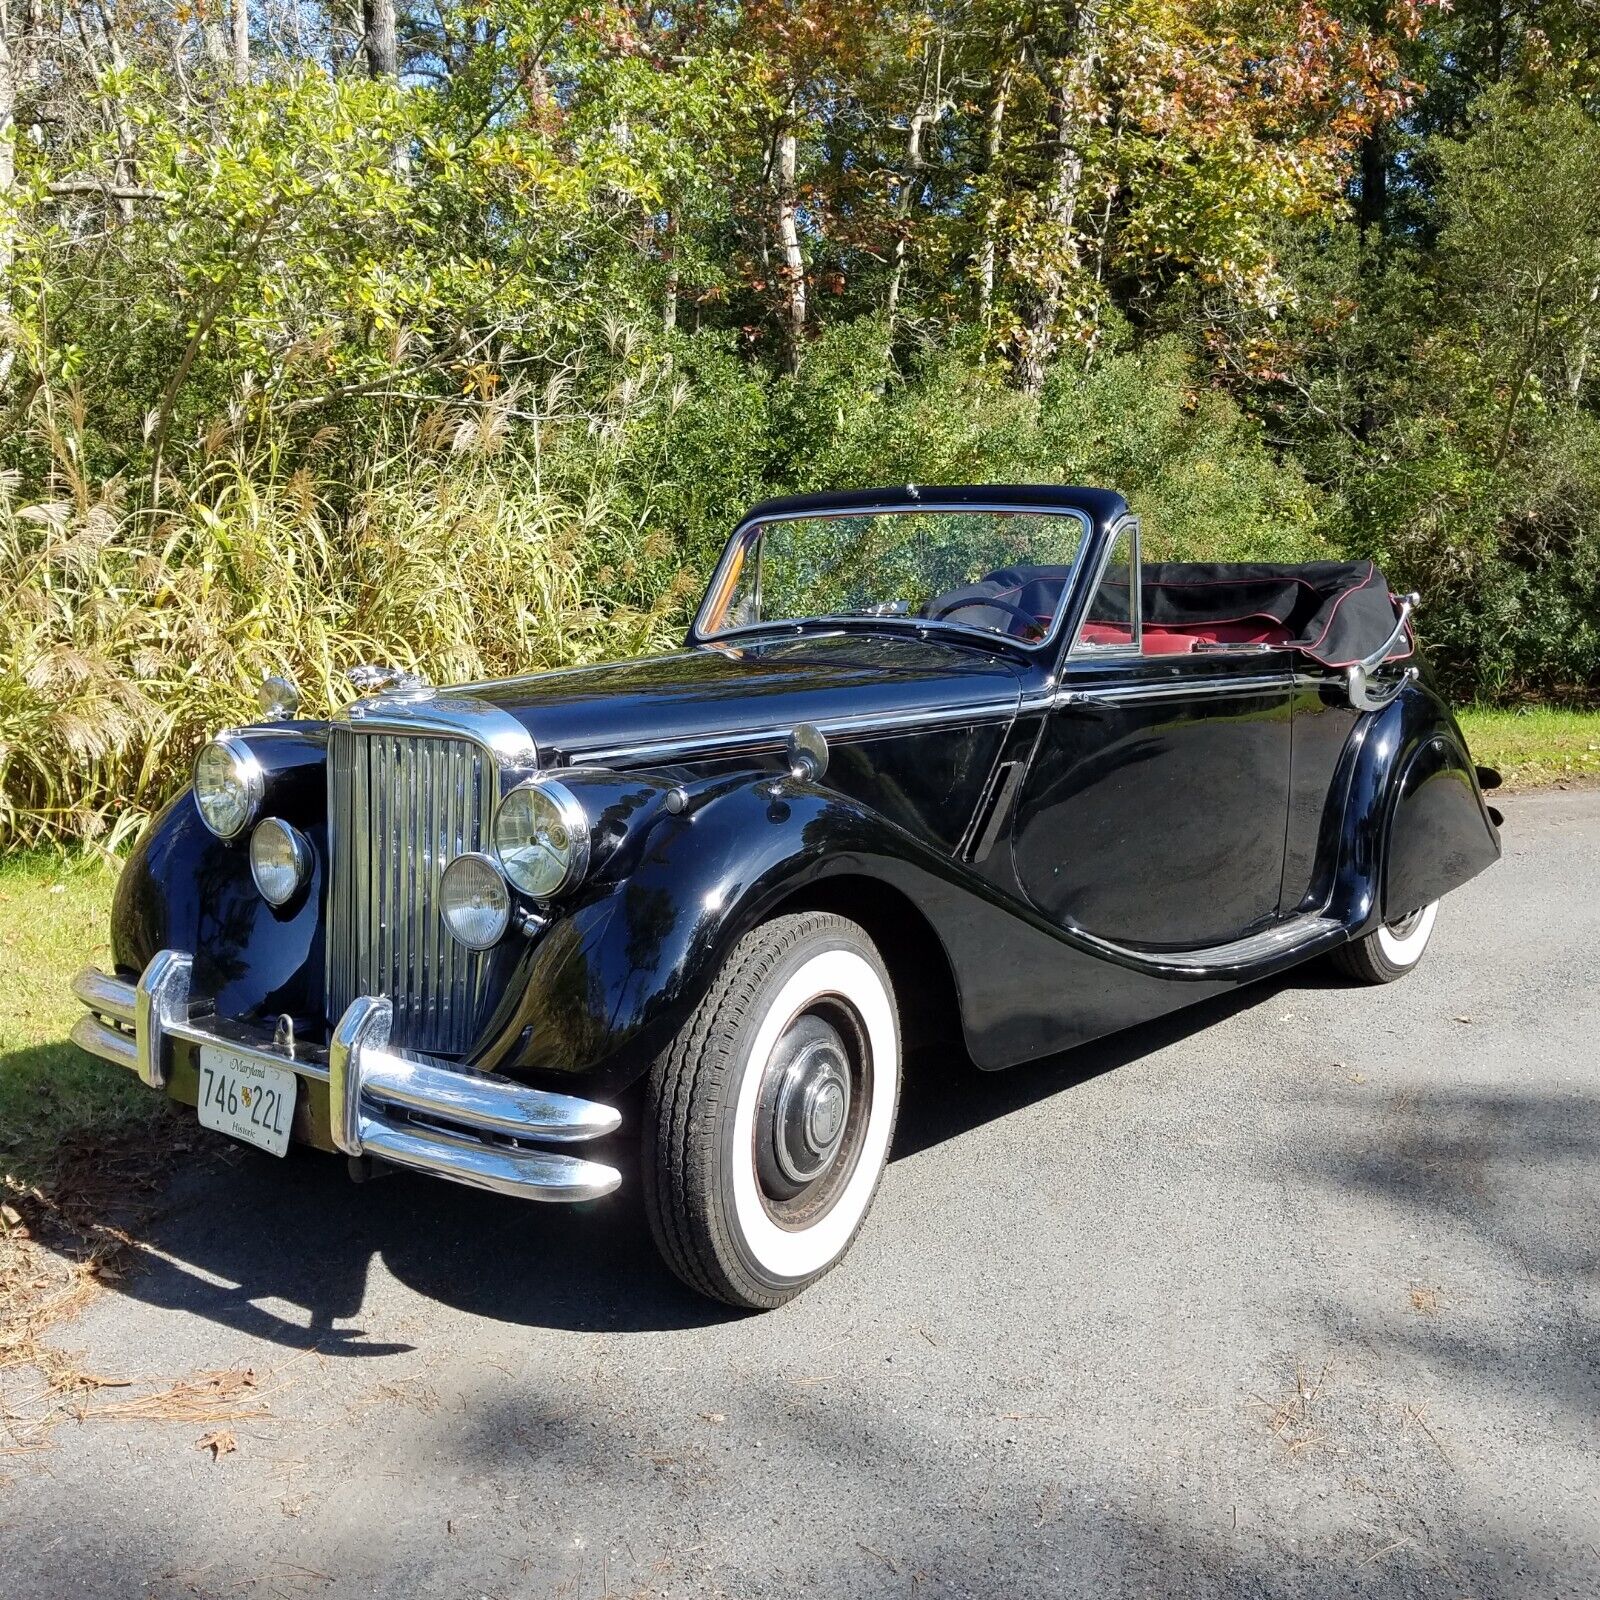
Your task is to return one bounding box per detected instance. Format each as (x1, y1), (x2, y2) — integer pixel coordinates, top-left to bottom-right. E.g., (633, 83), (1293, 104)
(196, 1046), (297, 1157)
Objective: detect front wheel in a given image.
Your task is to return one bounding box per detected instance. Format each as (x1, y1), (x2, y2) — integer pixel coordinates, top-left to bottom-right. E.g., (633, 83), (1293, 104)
(643, 912), (901, 1310)
(1330, 901), (1440, 984)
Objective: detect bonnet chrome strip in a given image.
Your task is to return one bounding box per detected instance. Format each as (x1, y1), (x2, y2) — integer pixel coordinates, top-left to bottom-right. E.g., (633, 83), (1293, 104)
(571, 696), (1024, 768)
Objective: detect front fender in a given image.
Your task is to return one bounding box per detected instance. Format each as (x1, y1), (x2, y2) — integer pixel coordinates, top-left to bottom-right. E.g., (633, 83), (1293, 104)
(111, 727), (329, 1024)
(474, 771), (915, 1095)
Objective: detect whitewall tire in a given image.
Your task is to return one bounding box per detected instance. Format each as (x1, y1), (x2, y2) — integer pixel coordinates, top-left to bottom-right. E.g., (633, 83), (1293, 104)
(643, 911), (901, 1310)
(1331, 900), (1439, 984)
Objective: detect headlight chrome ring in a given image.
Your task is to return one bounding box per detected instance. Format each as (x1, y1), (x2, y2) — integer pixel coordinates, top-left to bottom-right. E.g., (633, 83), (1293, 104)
(439, 852), (513, 950)
(193, 735), (265, 839)
(494, 778), (591, 902)
(249, 817), (311, 907)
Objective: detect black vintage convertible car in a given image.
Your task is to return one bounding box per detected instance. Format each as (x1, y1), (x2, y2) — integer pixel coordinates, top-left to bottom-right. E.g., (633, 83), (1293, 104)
(71, 486), (1501, 1308)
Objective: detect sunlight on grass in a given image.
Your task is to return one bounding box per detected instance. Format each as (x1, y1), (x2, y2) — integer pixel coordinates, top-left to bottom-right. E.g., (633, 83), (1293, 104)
(1457, 707), (1600, 790)
(0, 854), (165, 1187)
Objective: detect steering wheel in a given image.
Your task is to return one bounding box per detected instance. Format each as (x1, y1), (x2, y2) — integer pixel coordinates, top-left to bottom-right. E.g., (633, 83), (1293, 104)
(927, 595), (1046, 642)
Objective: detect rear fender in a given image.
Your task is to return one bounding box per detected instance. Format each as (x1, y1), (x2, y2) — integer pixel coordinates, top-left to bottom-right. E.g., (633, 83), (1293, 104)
(1326, 684), (1500, 934)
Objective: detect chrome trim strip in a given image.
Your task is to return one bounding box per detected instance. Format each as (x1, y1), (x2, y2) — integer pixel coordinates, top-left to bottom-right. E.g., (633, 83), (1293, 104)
(1082, 913), (1345, 978)
(1054, 673), (1294, 708)
(70, 957), (623, 1204)
(572, 696), (1023, 767)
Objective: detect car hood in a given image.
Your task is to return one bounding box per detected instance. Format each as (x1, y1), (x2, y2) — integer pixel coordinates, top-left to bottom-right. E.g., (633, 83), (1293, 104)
(454, 631), (1026, 765)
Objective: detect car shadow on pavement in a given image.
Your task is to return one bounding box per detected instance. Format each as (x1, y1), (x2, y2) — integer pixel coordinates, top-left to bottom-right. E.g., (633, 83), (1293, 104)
(66, 976), (1304, 1350)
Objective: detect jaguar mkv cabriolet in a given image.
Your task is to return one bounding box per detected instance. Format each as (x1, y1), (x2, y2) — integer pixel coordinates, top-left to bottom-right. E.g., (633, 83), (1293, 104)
(70, 486), (1502, 1308)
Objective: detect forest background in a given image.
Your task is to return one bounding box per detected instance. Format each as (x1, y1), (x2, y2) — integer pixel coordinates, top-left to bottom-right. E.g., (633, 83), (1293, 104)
(3, 0), (1598, 847)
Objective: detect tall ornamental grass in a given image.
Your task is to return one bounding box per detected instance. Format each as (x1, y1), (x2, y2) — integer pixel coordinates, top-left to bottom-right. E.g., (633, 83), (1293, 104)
(0, 406), (687, 850)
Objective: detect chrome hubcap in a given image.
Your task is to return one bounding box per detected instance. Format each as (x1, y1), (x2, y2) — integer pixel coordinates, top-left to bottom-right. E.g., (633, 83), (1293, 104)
(754, 1006), (867, 1209)
(1386, 907), (1425, 938)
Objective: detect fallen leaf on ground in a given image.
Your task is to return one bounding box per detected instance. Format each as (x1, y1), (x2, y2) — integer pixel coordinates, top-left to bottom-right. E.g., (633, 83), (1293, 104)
(196, 1429), (237, 1460)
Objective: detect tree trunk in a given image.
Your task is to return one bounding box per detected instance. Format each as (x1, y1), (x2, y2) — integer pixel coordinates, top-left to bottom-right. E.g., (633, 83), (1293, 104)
(1018, 7), (1099, 392)
(773, 119), (806, 371)
(1357, 128), (1387, 241)
(231, 0), (249, 85)
(977, 59), (1012, 335)
(363, 0), (397, 78)
(662, 213), (678, 334)
(885, 39), (944, 357)
(885, 106), (929, 328)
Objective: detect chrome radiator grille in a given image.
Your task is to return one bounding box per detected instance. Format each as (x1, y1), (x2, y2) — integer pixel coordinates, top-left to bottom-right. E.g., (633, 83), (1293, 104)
(326, 726), (495, 1056)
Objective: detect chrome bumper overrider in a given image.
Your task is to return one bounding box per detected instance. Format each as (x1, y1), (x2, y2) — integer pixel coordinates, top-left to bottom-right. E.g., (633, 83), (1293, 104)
(69, 951), (622, 1202)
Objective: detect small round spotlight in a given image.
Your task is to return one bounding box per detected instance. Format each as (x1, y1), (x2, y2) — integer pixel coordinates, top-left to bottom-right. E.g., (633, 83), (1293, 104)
(249, 818), (311, 907)
(439, 853), (511, 950)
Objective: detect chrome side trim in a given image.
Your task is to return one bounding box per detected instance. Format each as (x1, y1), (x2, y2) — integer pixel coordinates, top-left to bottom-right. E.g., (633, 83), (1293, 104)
(572, 696), (1022, 768)
(70, 956), (624, 1204)
(1054, 673), (1293, 708)
(1080, 912), (1345, 979)
(338, 691), (538, 768)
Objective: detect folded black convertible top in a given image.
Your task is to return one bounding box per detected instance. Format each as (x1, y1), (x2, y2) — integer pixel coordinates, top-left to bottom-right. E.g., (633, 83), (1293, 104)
(1079, 560), (1410, 667)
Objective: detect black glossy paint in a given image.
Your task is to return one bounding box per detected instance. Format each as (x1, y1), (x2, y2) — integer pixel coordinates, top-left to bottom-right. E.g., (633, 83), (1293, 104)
(459, 632), (1023, 767)
(1013, 660), (1295, 948)
(106, 483), (1502, 1107)
(112, 728), (329, 1030)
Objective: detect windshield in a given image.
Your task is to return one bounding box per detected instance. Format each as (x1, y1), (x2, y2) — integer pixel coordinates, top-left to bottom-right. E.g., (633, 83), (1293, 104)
(699, 508), (1091, 647)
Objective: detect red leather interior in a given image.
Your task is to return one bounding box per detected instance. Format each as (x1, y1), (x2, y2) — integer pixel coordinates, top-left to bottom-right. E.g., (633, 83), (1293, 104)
(1077, 617), (1295, 654)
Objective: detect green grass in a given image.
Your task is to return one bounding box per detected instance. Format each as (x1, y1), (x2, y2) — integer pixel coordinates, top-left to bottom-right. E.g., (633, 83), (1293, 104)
(0, 853), (166, 1190)
(1457, 706), (1600, 790)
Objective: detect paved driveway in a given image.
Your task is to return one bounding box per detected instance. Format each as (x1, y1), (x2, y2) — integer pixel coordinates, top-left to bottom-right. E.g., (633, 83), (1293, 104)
(3, 791), (1597, 1598)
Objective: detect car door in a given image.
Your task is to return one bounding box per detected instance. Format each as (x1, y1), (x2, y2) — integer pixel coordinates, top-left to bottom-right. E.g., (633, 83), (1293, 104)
(1009, 521), (1296, 949)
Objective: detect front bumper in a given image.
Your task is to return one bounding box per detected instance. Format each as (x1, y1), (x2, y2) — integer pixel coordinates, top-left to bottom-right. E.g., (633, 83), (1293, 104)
(69, 950), (623, 1202)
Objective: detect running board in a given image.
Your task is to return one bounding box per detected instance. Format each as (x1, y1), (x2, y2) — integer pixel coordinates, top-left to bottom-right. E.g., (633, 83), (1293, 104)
(1073, 913), (1347, 982)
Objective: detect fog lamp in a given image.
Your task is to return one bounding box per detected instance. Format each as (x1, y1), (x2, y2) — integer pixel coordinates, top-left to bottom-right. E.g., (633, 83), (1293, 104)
(439, 853), (511, 950)
(249, 818), (310, 907)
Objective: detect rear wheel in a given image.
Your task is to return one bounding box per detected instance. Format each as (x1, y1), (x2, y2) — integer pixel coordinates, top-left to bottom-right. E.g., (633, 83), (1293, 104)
(643, 912), (901, 1310)
(1330, 901), (1439, 984)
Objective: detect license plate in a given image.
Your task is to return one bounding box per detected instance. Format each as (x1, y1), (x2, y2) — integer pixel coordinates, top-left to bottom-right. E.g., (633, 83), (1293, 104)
(197, 1046), (297, 1157)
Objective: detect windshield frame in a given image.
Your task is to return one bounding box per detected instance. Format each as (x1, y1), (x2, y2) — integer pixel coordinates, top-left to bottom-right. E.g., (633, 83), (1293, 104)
(690, 502), (1096, 659)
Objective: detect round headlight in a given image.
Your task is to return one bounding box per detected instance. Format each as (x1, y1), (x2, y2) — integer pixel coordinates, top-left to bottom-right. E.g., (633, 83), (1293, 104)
(249, 818), (310, 907)
(439, 853), (511, 950)
(494, 779), (591, 901)
(193, 736), (264, 839)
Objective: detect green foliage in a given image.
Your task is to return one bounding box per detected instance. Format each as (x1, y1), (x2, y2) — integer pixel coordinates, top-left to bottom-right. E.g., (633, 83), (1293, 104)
(1, 0), (1597, 846)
